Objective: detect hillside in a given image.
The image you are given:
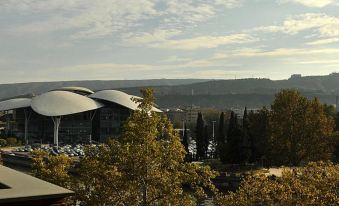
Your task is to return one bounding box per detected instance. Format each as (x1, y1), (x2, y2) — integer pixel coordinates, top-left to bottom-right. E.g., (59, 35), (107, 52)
(0, 79), (211, 100)
(1, 74), (339, 109)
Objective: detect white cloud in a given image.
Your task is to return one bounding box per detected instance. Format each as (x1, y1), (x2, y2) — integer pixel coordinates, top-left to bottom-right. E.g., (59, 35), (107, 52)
(126, 33), (255, 50)
(162, 55), (192, 63)
(156, 34), (255, 50)
(278, 0), (336, 8)
(6, 0), (159, 39)
(212, 47), (339, 60)
(123, 29), (182, 45)
(256, 13), (339, 40)
(307, 37), (339, 45)
(4, 0), (243, 40)
(292, 59), (339, 64)
(214, 0), (243, 8)
(164, 0), (216, 25)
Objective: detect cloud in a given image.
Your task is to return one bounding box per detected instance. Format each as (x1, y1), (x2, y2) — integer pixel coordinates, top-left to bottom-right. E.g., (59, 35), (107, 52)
(214, 0), (243, 8)
(292, 59), (339, 64)
(156, 34), (255, 50)
(123, 29), (182, 45)
(278, 0), (336, 8)
(4, 0), (243, 40)
(255, 13), (339, 39)
(6, 0), (159, 39)
(164, 0), (216, 26)
(307, 37), (339, 45)
(212, 47), (339, 59)
(125, 32), (256, 50)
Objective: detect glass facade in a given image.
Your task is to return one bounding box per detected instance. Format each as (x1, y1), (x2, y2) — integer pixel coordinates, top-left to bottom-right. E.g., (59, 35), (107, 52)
(8, 103), (131, 145)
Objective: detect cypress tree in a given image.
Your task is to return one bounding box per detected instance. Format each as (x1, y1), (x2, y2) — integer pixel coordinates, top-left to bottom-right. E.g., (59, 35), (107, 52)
(336, 112), (339, 131)
(241, 107), (251, 163)
(217, 112), (225, 158)
(182, 123), (189, 154)
(248, 107), (270, 164)
(195, 112), (205, 160)
(222, 112), (243, 164)
(204, 125), (209, 158)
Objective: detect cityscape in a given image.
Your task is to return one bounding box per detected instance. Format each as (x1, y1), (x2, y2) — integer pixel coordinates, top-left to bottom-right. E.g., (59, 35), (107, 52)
(1, 1), (339, 206)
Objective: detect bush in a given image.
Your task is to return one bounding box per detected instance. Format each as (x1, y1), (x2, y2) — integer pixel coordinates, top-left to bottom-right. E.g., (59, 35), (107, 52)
(0, 139), (7, 147)
(6, 137), (17, 146)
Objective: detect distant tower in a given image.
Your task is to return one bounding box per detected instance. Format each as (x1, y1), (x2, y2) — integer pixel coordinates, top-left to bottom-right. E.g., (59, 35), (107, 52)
(336, 96), (339, 111)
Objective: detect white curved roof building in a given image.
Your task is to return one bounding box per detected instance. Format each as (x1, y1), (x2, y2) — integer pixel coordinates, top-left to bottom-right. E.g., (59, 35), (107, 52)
(0, 87), (161, 146)
(0, 98), (31, 111)
(89, 90), (139, 111)
(52, 86), (94, 95)
(31, 91), (103, 117)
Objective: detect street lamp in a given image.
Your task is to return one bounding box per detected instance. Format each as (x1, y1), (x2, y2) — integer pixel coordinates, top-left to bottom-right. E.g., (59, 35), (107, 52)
(212, 121), (216, 139)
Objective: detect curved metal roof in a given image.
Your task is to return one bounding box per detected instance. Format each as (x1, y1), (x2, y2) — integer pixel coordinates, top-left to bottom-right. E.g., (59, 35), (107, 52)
(90, 90), (162, 112)
(52, 86), (94, 95)
(0, 98), (31, 111)
(130, 95), (162, 113)
(89, 90), (138, 110)
(31, 91), (103, 116)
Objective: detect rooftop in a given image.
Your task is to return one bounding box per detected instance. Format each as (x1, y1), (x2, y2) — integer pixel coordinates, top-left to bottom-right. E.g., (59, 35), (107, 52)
(0, 165), (73, 205)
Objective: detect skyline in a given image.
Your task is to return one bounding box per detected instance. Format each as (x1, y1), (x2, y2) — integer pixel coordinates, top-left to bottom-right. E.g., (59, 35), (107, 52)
(1, 0), (339, 83)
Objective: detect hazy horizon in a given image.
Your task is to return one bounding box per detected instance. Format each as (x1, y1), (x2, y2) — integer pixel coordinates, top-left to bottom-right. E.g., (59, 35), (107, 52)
(1, 72), (338, 85)
(1, 0), (339, 83)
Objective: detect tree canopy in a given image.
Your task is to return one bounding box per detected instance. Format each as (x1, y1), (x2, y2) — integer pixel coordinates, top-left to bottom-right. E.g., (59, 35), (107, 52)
(270, 89), (334, 165)
(32, 89), (217, 206)
(216, 161), (339, 206)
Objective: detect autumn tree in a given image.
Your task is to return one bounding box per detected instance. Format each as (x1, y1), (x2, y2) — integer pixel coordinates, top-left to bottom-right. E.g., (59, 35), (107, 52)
(31, 149), (73, 188)
(74, 89), (218, 205)
(270, 89), (334, 166)
(216, 161), (339, 206)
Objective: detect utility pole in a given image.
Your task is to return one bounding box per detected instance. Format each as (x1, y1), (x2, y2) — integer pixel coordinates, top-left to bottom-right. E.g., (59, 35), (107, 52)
(212, 121), (216, 139)
(182, 119), (185, 137)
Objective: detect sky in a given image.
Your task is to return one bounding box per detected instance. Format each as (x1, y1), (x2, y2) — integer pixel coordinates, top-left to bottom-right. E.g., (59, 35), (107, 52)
(1, 0), (339, 83)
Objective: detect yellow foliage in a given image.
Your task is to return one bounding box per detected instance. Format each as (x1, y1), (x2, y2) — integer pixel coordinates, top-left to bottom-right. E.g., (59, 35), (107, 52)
(31, 149), (73, 188)
(73, 89), (218, 206)
(216, 161), (339, 206)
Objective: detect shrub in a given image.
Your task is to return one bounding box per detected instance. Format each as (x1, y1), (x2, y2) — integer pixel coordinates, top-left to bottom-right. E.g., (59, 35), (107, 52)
(6, 137), (17, 146)
(0, 139), (7, 147)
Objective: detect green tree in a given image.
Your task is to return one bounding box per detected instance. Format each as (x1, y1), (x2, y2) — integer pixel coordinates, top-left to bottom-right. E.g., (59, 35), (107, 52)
(331, 131), (339, 163)
(216, 112), (226, 158)
(74, 89), (218, 205)
(240, 107), (251, 163)
(203, 125), (209, 158)
(221, 112), (242, 164)
(335, 112), (339, 131)
(182, 123), (189, 159)
(248, 108), (270, 164)
(323, 103), (336, 119)
(196, 112), (205, 160)
(216, 161), (339, 206)
(0, 139), (7, 147)
(270, 89), (334, 166)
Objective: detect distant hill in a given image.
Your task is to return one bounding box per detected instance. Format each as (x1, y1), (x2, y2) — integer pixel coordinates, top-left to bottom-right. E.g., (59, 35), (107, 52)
(0, 79), (211, 100)
(1, 74), (339, 109)
(119, 73), (339, 108)
(121, 73), (339, 96)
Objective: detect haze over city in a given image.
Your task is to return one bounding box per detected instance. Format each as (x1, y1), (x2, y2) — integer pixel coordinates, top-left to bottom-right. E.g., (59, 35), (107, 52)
(1, 0), (339, 83)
